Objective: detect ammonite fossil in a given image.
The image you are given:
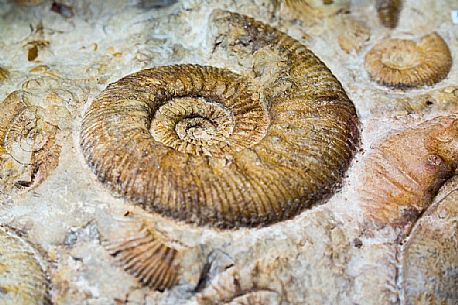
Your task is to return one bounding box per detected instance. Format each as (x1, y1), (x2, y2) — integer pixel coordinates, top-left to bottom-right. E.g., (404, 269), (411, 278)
(365, 32), (452, 88)
(0, 91), (61, 192)
(401, 175), (458, 304)
(359, 115), (457, 227)
(80, 11), (359, 229)
(0, 226), (50, 305)
(375, 0), (402, 28)
(104, 220), (180, 290)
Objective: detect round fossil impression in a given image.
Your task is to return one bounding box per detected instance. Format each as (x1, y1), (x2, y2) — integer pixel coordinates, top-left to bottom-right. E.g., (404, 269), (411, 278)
(0, 226), (49, 305)
(80, 11), (359, 229)
(365, 32), (452, 88)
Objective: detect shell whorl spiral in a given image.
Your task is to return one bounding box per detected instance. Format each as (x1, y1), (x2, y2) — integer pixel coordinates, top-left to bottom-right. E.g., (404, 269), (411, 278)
(80, 11), (359, 228)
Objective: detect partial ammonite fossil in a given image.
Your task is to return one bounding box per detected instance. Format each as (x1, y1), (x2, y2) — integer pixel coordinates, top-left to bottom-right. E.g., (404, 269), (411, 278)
(0, 226), (50, 305)
(0, 91), (61, 193)
(375, 0), (402, 28)
(359, 115), (457, 227)
(401, 175), (458, 304)
(104, 219), (181, 290)
(80, 11), (359, 229)
(365, 32), (452, 88)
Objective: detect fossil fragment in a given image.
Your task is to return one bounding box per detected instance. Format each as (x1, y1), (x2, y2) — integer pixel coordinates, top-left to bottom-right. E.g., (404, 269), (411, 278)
(375, 0), (402, 28)
(364, 32), (452, 88)
(282, 0), (349, 18)
(0, 226), (50, 305)
(337, 19), (370, 54)
(359, 115), (457, 227)
(401, 175), (458, 304)
(0, 67), (9, 82)
(104, 220), (180, 290)
(0, 91), (61, 192)
(225, 291), (279, 305)
(80, 11), (359, 229)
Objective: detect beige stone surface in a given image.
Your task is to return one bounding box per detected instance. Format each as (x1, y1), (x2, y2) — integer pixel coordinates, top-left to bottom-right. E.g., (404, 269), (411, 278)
(0, 0), (456, 304)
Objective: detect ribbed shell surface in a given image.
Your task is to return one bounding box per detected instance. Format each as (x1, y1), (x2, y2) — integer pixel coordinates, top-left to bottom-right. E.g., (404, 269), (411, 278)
(80, 11), (359, 228)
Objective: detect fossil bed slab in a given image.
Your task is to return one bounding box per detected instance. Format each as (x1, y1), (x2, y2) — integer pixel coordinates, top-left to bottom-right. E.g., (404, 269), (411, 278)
(0, 0), (457, 305)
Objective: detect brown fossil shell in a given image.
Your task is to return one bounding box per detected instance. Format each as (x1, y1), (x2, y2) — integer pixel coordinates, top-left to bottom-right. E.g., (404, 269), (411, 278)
(0, 91), (61, 192)
(0, 67), (9, 82)
(0, 226), (50, 305)
(401, 175), (458, 303)
(337, 20), (370, 54)
(364, 32), (452, 88)
(375, 0), (402, 28)
(104, 221), (180, 290)
(359, 115), (458, 227)
(80, 11), (359, 229)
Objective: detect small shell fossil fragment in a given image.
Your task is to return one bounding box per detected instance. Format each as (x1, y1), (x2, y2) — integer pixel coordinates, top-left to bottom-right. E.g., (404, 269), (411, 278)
(225, 291), (279, 305)
(80, 11), (359, 229)
(0, 226), (50, 305)
(282, 0), (349, 18)
(337, 19), (370, 54)
(0, 91), (61, 192)
(364, 32), (452, 88)
(0, 67), (9, 82)
(401, 175), (458, 304)
(104, 220), (180, 290)
(375, 0), (402, 28)
(359, 115), (457, 227)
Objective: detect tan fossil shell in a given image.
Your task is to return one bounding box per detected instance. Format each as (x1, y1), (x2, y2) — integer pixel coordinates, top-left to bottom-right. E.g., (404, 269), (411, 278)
(283, 0), (349, 18)
(104, 220), (180, 290)
(0, 91), (61, 192)
(80, 11), (359, 229)
(337, 20), (370, 54)
(364, 32), (452, 88)
(401, 175), (458, 303)
(359, 115), (457, 227)
(0, 67), (9, 82)
(0, 226), (50, 305)
(375, 0), (402, 28)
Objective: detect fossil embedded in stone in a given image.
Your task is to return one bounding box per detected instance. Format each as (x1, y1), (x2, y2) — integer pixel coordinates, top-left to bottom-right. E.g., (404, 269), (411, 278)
(401, 175), (458, 303)
(375, 0), (403, 28)
(0, 91), (61, 193)
(80, 11), (359, 229)
(282, 0), (349, 18)
(0, 226), (50, 305)
(365, 32), (452, 88)
(359, 115), (458, 227)
(104, 221), (180, 291)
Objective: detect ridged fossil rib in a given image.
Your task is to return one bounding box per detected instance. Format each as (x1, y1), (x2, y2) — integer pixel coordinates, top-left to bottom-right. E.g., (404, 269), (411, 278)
(0, 226), (50, 305)
(365, 32), (452, 88)
(80, 10), (359, 229)
(359, 115), (457, 227)
(104, 221), (180, 290)
(375, 0), (402, 28)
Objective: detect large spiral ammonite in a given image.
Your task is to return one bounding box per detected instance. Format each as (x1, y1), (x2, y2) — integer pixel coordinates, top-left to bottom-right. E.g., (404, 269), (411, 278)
(80, 11), (359, 229)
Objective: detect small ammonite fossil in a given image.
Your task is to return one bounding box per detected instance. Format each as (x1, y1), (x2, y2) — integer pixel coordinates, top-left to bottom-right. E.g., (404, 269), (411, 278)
(401, 175), (458, 303)
(365, 32), (452, 88)
(375, 0), (402, 28)
(104, 220), (181, 290)
(80, 11), (359, 229)
(359, 115), (457, 227)
(0, 226), (50, 305)
(0, 91), (61, 193)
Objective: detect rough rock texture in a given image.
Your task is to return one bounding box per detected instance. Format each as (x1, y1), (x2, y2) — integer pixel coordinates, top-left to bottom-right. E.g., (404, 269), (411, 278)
(0, 0), (457, 305)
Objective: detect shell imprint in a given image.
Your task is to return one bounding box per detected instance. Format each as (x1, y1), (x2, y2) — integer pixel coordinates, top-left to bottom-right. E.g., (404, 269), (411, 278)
(80, 11), (359, 229)
(0, 226), (50, 305)
(375, 0), (402, 28)
(359, 115), (457, 227)
(365, 32), (452, 88)
(401, 176), (458, 303)
(0, 91), (61, 192)
(282, 0), (349, 19)
(104, 221), (180, 290)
